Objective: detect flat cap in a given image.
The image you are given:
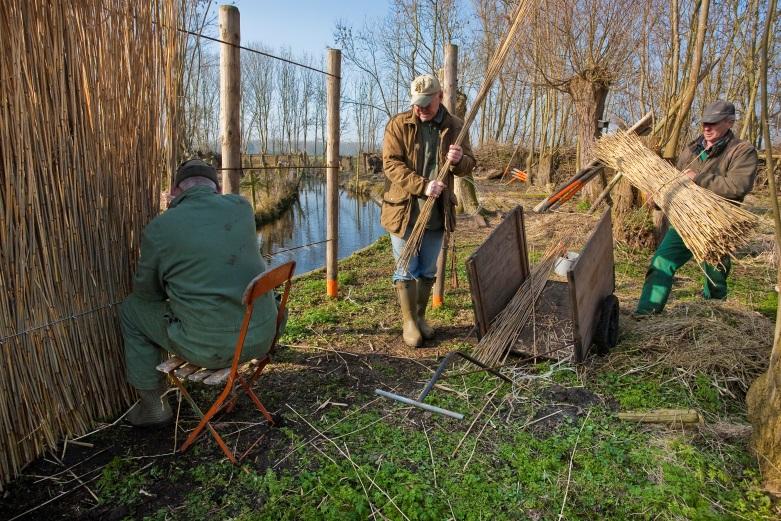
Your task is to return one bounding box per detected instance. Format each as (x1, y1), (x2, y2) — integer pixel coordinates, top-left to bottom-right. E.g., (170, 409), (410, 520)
(410, 74), (441, 107)
(701, 100), (736, 124)
(174, 159), (219, 187)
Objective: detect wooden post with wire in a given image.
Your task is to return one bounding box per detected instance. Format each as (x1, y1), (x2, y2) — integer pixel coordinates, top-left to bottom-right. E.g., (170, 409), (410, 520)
(326, 48), (341, 297)
(433, 43), (458, 308)
(219, 5), (241, 194)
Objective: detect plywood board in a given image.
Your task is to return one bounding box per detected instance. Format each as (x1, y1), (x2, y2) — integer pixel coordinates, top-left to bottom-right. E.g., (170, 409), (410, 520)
(567, 210), (615, 362)
(466, 206), (531, 338)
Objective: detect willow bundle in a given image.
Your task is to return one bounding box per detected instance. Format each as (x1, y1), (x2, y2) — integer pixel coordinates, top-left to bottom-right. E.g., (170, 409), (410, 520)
(472, 241), (566, 367)
(0, 1), (182, 488)
(396, 0), (535, 272)
(594, 132), (758, 265)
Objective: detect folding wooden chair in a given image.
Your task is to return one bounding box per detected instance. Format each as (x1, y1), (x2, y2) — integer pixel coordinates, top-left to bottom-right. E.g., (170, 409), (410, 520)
(156, 261), (295, 464)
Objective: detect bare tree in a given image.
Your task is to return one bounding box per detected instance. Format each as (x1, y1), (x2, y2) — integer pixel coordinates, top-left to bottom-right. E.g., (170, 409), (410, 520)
(525, 0), (647, 198)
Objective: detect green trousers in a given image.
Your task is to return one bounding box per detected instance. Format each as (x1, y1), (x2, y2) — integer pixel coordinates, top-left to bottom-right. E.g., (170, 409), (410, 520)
(120, 294), (286, 390)
(636, 227), (731, 315)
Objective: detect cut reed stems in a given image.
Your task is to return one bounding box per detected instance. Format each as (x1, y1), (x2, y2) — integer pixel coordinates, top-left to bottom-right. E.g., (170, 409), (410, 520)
(594, 132), (758, 265)
(0, 0), (182, 489)
(472, 240), (567, 367)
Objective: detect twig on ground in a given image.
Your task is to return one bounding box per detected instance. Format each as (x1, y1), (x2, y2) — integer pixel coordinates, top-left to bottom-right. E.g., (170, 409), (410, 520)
(8, 475), (101, 521)
(273, 396), (384, 468)
(422, 421), (438, 488)
(462, 396), (505, 472)
(287, 404), (412, 521)
(558, 409), (592, 521)
(451, 386), (500, 458)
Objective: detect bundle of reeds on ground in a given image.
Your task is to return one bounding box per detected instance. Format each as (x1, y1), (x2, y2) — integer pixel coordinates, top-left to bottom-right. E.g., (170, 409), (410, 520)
(594, 132), (758, 266)
(0, 0), (182, 489)
(472, 241), (566, 367)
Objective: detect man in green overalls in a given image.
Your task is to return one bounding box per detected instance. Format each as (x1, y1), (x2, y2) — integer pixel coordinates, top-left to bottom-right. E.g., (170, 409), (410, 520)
(636, 101), (758, 315)
(121, 160), (281, 426)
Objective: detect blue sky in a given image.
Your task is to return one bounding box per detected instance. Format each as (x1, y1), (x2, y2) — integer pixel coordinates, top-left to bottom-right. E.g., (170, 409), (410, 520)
(230, 0), (390, 57)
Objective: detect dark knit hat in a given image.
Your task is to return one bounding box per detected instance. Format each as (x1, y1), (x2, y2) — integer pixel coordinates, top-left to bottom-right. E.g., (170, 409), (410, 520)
(174, 159), (219, 187)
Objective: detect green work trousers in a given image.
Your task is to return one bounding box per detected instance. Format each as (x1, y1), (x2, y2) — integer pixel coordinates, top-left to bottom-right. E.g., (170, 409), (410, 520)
(121, 295), (213, 391)
(120, 294), (286, 391)
(636, 227), (731, 315)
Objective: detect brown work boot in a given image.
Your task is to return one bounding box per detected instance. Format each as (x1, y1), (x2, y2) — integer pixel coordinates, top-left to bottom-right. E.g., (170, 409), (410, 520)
(395, 280), (422, 347)
(416, 277), (436, 340)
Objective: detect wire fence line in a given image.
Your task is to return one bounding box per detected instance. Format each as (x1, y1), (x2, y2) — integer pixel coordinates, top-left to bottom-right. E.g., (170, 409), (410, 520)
(100, 5), (339, 79)
(2, 236), (337, 344)
(177, 27), (338, 79)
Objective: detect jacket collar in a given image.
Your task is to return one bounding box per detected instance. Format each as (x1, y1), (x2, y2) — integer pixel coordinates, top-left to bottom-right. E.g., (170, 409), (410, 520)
(168, 185), (218, 208)
(688, 129), (735, 159)
(401, 105), (453, 127)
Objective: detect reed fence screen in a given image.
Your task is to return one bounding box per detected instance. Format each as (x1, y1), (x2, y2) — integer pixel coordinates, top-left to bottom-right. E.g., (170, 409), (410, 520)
(0, 0), (182, 488)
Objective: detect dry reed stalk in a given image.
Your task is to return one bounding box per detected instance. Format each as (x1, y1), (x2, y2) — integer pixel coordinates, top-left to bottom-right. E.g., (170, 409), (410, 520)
(0, 0), (182, 489)
(472, 240), (567, 367)
(396, 0), (535, 272)
(620, 302), (772, 391)
(594, 132), (758, 266)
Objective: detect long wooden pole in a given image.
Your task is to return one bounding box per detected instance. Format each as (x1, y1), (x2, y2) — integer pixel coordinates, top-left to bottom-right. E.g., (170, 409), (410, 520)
(326, 49), (341, 298)
(433, 44), (458, 308)
(219, 5), (241, 194)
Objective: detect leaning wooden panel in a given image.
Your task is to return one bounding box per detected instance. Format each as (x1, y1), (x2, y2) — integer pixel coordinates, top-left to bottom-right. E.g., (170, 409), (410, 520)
(567, 210), (615, 361)
(0, 0), (182, 489)
(466, 206), (531, 338)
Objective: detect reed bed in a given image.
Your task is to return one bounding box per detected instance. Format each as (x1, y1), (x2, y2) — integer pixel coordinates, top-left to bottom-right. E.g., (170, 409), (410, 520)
(396, 0), (535, 272)
(472, 241), (566, 367)
(0, 1), (182, 488)
(594, 132), (758, 266)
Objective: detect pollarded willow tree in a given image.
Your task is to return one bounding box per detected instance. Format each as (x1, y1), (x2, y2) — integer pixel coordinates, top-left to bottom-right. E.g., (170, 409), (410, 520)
(525, 0), (650, 198)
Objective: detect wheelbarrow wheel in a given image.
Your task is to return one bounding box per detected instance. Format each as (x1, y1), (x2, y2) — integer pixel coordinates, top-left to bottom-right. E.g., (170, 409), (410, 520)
(593, 294), (619, 355)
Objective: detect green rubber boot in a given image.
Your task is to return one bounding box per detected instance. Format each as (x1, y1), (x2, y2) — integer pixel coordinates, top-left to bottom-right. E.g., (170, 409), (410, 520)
(416, 277), (436, 340)
(395, 280), (422, 347)
(127, 388), (173, 427)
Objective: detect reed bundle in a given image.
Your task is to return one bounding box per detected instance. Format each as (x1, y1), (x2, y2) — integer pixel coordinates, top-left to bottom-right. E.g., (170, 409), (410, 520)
(472, 241), (566, 367)
(0, 1), (182, 488)
(594, 132), (758, 265)
(396, 0), (535, 272)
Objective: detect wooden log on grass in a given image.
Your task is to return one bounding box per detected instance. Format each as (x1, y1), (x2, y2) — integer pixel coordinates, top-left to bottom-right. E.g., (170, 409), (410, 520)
(617, 409), (703, 424)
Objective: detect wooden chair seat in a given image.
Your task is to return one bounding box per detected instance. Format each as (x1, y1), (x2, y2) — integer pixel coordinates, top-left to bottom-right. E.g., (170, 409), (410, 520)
(155, 261), (295, 464)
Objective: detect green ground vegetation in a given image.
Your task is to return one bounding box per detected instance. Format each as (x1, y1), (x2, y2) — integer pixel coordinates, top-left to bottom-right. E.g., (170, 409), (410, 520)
(3, 185), (776, 521)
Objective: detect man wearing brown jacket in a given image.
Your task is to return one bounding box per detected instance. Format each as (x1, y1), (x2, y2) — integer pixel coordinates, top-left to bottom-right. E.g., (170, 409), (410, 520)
(636, 100), (758, 314)
(381, 74), (475, 347)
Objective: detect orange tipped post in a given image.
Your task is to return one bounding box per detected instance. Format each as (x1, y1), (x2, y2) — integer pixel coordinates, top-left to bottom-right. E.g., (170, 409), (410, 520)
(432, 294), (444, 308)
(326, 279), (338, 298)
(326, 49), (341, 298)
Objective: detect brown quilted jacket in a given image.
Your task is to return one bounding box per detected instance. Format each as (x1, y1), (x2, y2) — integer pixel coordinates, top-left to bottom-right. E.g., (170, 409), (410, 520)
(676, 130), (758, 202)
(381, 107), (475, 237)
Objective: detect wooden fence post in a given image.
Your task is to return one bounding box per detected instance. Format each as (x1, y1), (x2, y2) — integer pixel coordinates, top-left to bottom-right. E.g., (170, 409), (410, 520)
(219, 5), (241, 194)
(326, 49), (341, 298)
(433, 43), (458, 308)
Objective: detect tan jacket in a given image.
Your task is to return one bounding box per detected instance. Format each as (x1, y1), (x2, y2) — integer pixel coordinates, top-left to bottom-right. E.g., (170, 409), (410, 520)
(381, 107), (475, 236)
(676, 130), (758, 202)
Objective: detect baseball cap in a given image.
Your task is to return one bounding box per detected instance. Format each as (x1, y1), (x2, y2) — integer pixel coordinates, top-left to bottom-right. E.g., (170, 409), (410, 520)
(701, 100), (736, 124)
(410, 74), (441, 107)
(174, 159), (219, 187)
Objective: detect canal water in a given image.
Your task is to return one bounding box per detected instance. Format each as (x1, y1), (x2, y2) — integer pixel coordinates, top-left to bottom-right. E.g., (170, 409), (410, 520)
(257, 174), (385, 274)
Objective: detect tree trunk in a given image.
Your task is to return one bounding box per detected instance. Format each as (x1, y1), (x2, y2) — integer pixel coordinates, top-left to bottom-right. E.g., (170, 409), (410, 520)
(662, 0), (710, 160)
(567, 73), (609, 200)
(746, 0), (781, 496)
(452, 90), (480, 214)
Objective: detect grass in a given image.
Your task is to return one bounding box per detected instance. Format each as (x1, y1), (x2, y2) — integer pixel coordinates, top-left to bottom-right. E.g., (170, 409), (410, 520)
(3, 185), (777, 520)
